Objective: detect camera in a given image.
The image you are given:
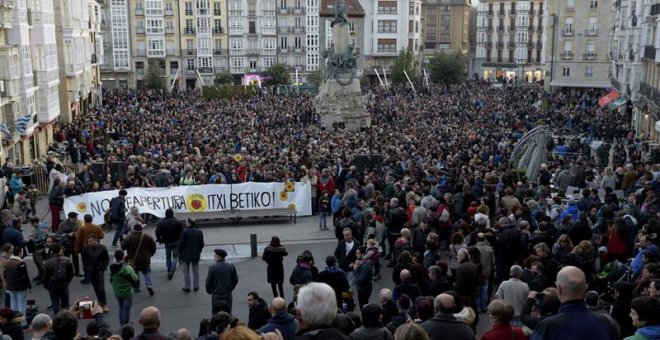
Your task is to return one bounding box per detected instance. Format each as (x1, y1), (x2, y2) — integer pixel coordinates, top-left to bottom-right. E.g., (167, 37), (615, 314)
(76, 300), (96, 320)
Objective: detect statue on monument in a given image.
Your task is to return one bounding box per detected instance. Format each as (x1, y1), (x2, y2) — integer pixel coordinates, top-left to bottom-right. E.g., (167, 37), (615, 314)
(331, 0), (349, 27)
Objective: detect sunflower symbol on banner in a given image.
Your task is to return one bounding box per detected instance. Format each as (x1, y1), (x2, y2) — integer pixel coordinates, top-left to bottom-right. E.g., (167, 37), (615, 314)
(186, 193), (207, 213)
(288, 203), (297, 212)
(279, 191), (289, 201)
(284, 182), (295, 192)
(234, 154), (243, 163)
(76, 202), (88, 213)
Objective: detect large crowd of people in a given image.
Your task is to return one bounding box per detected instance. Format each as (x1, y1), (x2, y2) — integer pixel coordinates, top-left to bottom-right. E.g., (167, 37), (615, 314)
(0, 80), (659, 340)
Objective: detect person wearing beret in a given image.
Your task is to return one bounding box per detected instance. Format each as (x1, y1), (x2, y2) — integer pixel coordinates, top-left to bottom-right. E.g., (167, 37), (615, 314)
(205, 249), (238, 315)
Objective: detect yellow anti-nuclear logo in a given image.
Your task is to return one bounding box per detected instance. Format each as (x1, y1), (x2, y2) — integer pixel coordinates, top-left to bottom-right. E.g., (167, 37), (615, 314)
(76, 202), (88, 213)
(186, 193), (207, 213)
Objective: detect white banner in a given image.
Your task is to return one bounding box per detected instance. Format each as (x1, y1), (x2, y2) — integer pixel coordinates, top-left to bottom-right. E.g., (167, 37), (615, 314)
(64, 182), (312, 225)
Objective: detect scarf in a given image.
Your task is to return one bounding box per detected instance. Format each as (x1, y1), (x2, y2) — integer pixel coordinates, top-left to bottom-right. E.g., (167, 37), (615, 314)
(325, 265), (338, 273)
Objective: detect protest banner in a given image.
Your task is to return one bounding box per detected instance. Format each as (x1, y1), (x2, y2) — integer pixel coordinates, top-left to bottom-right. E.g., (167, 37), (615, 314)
(64, 182), (312, 225)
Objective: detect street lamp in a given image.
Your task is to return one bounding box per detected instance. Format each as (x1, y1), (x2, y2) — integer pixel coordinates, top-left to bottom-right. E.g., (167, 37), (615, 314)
(549, 13), (557, 86)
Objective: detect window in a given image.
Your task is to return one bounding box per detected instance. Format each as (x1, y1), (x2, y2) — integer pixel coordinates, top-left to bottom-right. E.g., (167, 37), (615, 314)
(486, 50), (491, 62)
(186, 39), (194, 50)
(249, 21), (256, 33)
(136, 2), (143, 10)
(263, 38), (276, 49)
(378, 20), (397, 33)
(305, 34), (318, 47)
(588, 17), (597, 34)
(136, 61), (144, 74)
(280, 0), (286, 10)
(147, 37), (164, 56)
(566, 0), (574, 9)
(214, 39), (222, 51)
(146, 19), (163, 34)
(295, 17), (302, 28)
(214, 2), (222, 15)
(136, 20), (145, 32)
(185, 19), (194, 32)
(562, 67), (570, 76)
(198, 57), (211, 68)
(294, 37), (302, 49)
(187, 58), (195, 70)
(585, 66), (593, 77)
(280, 37), (288, 49)
(262, 57), (275, 68)
(214, 19), (222, 33)
(185, 1), (193, 15)
(377, 39), (396, 52)
(497, 50), (502, 62)
(165, 2), (173, 11)
(508, 49), (514, 62)
(590, 0), (598, 9)
(563, 41), (572, 55)
(230, 57), (244, 68)
(564, 18), (573, 33)
(145, 0), (162, 15)
(170, 61), (178, 70)
(377, 1), (397, 14)
(166, 20), (173, 30)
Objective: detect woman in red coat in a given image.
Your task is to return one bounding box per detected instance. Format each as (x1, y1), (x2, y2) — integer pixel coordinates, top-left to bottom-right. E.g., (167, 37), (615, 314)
(607, 218), (630, 262)
(317, 168), (335, 196)
(481, 300), (525, 340)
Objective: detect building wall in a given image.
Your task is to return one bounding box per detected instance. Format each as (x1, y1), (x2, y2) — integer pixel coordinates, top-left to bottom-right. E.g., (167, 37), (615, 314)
(421, 0), (470, 59)
(543, 0), (611, 89)
(360, 0), (423, 77)
(633, 2), (660, 143)
(474, 0), (545, 82)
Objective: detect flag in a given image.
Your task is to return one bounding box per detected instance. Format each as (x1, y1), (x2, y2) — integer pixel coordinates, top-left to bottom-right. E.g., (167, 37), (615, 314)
(0, 122), (11, 138)
(15, 113), (32, 134)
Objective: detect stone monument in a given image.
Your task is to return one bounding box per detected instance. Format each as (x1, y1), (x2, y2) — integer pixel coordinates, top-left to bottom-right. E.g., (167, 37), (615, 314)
(313, 0), (370, 130)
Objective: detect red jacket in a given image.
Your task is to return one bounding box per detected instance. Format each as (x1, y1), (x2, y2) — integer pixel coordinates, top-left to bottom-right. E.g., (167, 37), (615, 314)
(317, 175), (335, 195)
(481, 323), (525, 340)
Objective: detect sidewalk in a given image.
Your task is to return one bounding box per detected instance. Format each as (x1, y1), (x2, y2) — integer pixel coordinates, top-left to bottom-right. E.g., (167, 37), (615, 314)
(30, 195), (336, 261)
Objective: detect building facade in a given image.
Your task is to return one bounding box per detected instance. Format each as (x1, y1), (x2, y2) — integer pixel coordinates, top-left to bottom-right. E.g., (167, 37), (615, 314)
(54, 0), (102, 122)
(276, 0), (320, 81)
(319, 0), (365, 78)
(420, 0), (471, 62)
(474, 0), (545, 82)
(635, 1), (660, 142)
(358, 0), (423, 82)
(542, 0), (610, 89)
(100, 0), (132, 89)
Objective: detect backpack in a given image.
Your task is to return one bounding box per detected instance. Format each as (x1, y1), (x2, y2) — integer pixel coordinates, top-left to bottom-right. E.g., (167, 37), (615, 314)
(50, 257), (67, 282)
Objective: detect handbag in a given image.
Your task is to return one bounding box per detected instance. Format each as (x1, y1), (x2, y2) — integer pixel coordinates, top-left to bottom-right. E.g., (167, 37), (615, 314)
(127, 233), (145, 268)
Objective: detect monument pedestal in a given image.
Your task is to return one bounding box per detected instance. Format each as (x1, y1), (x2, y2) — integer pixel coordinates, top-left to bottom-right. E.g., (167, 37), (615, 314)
(314, 78), (370, 130)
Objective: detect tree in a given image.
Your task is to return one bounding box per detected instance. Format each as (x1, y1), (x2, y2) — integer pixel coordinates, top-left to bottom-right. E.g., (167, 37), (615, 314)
(428, 51), (467, 85)
(306, 69), (324, 87)
(144, 64), (167, 91)
(391, 48), (418, 84)
(262, 63), (290, 86)
(214, 72), (233, 86)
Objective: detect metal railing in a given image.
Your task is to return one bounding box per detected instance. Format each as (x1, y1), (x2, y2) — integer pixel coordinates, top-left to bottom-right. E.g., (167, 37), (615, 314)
(583, 53), (596, 61)
(184, 49), (197, 55)
(562, 52), (574, 60)
(184, 28), (195, 34)
(562, 29), (574, 36)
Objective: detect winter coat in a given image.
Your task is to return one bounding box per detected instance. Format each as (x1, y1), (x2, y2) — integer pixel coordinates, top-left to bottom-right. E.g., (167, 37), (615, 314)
(110, 262), (138, 298)
(4, 256), (31, 291)
(43, 254), (74, 290)
(289, 264), (312, 286)
(420, 313), (475, 340)
(262, 245), (287, 284)
(155, 217), (184, 244)
(2, 227), (28, 249)
(259, 312), (299, 340)
(205, 260), (238, 297)
(317, 268), (349, 306)
(353, 261), (373, 293)
(81, 244), (110, 273)
(248, 298), (271, 330)
(1, 313), (25, 340)
(531, 300), (618, 340)
(121, 231), (157, 271)
(624, 326), (660, 340)
(176, 228), (203, 264)
(350, 327), (393, 340)
(75, 223), (104, 253)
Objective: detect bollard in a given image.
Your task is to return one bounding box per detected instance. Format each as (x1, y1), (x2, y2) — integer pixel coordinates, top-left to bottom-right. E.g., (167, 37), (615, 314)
(250, 234), (257, 257)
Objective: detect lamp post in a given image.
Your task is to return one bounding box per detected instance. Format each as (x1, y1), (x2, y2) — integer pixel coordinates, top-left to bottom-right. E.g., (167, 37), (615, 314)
(549, 13), (557, 87)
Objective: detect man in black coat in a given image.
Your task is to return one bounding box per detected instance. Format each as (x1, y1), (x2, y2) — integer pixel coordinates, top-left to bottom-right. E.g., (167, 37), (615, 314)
(247, 292), (271, 330)
(421, 293), (475, 340)
(206, 248), (238, 314)
(81, 234), (110, 312)
(155, 208), (184, 279)
(334, 228), (358, 289)
(178, 218), (205, 292)
(317, 255), (350, 307)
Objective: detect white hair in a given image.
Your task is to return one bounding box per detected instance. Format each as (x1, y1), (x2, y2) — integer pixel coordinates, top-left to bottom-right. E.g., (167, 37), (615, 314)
(297, 282), (337, 326)
(31, 314), (52, 333)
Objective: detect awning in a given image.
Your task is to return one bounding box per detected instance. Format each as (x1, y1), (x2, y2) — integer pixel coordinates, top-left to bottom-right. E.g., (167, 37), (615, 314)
(607, 95), (629, 111)
(599, 90), (620, 108)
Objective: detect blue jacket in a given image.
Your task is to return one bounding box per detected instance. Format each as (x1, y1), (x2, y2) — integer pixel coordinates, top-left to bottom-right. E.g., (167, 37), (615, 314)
(8, 175), (23, 195)
(331, 195), (342, 214)
(2, 227), (28, 248)
(259, 312), (298, 340)
(531, 300), (618, 340)
(632, 244), (660, 276)
(559, 203), (580, 222)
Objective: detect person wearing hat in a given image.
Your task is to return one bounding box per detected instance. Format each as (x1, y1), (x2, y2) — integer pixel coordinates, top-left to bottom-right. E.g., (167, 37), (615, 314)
(205, 248), (238, 315)
(58, 211), (82, 276)
(121, 224), (157, 296)
(0, 306), (24, 339)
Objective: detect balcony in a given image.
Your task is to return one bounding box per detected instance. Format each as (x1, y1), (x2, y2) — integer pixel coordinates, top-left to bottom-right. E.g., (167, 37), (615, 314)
(198, 67), (213, 74)
(508, 42), (516, 48)
(165, 27), (174, 34)
(135, 8), (144, 16)
(562, 51), (574, 60)
(508, 26), (515, 32)
(566, 6), (574, 11)
(585, 29), (598, 36)
(486, 26), (493, 32)
(294, 7), (304, 14)
(486, 42), (493, 48)
(186, 67), (196, 74)
(537, 25), (543, 32)
(246, 49), (260, 56)
(0, 10), (12, 28)
(497, 26), (504, 32)
(279, 7), (289, 14)
(214, 49), (225, 55)
(640, 81), (660, 103)
(294, 47), (305, 53)
(196, 8), (209, 16)
(136, 26), (145, 34)
(528, 25), (534, 32)
(293, 26), (303, 33)
(487, 10), (493, 16)
(214, 67), (228, 73)
(536, 41), (542, 49)
(527, 41), (534, 48)
(213, 27), (223, 34)
(509, 9), (516, 15)
(496, 42), (504, 48)
(184, 49), (197, 55)
(214, 10), (221, 16)
(644, 45), (656, 61)
(278, 26), (291, 33)
(184, 28), (195, 34)
(562, 29), (574, 36)
(165, 9), (173, 16)
(498, 10), (505, 16)
(584, 53), (596, 61)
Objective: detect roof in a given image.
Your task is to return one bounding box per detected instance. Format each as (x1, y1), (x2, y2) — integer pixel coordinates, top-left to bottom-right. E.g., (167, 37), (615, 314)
(320, 0), (365, 17)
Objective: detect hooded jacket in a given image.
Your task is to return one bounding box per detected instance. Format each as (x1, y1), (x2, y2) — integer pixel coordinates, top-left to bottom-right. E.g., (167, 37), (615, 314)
(110, 262), (138, 298)
(248, 298), (271, 330)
